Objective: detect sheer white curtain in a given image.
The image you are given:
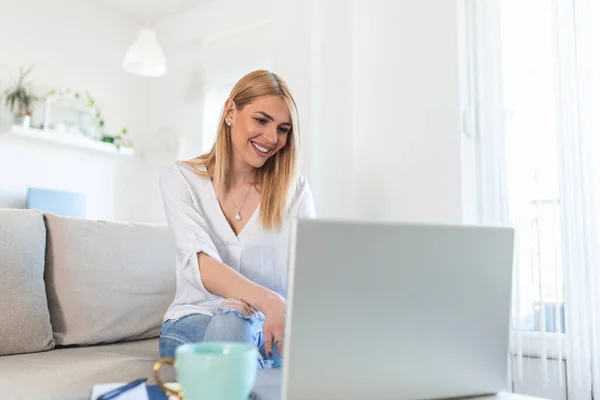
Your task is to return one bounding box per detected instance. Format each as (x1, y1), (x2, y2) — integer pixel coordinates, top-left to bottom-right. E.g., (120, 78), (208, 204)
(573, 0), (600, 396)
(467, 0), (600, 398)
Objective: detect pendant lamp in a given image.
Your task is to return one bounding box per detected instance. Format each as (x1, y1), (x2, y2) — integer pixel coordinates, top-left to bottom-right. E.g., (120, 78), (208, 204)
(122, 28), (167, 77)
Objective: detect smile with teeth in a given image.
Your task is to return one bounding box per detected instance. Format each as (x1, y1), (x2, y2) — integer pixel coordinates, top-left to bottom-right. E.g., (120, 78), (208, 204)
(251, 141), (271, 154)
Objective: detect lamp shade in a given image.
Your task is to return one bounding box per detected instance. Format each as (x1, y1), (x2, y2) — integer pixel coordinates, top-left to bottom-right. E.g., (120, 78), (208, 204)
(123, 28), (167, 77)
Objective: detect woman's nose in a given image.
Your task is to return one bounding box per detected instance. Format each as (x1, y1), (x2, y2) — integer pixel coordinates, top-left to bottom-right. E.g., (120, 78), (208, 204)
(262, 126), (278, 144)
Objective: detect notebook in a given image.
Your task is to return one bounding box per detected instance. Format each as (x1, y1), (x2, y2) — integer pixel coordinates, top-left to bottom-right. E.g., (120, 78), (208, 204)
(89, 383), (169, 400)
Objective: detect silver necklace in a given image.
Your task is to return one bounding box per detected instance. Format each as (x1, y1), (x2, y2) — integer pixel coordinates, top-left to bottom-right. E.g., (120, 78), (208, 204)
(232, 182), (253, 220)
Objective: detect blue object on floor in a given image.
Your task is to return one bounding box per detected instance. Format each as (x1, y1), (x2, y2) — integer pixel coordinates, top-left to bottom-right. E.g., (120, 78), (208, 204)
(26, 187), (86, 218)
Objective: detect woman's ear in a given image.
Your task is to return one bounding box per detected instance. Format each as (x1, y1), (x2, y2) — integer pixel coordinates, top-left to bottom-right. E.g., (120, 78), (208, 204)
(224, 99), (238, 123)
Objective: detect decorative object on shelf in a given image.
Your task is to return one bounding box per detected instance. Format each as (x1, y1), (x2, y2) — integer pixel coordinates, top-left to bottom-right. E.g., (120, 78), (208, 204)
(4, 66), (38, 128)
(43, 89), (99, 138)
(123, 28), (167, 77)
(100, 128), (133, 151)
(44, 88), (133, 151)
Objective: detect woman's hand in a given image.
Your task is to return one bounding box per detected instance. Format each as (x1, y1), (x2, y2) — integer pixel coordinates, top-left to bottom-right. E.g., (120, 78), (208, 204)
(260, 292), (286, 359)
(196, 254), (287, 359)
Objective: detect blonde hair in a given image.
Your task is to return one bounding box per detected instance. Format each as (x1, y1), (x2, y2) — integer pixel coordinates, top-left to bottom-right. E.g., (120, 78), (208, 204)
(183, 70), (300, 230)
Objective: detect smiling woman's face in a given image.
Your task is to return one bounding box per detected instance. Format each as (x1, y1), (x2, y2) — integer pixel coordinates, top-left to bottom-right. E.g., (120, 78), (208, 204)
(226, 95), (292, 169)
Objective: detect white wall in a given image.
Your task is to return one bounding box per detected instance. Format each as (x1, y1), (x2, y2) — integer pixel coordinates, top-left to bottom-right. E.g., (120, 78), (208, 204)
(150, 0), (272, 162)
(272, 0), (464, 223)
(0, 0), (469, 225)
(153, 0), (465, 225)
(0, 0), (162, 222)
(351, 0), (463, 223)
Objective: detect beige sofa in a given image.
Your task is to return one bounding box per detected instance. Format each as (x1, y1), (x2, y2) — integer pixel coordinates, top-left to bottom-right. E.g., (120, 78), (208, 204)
(0, 209), (176, 400)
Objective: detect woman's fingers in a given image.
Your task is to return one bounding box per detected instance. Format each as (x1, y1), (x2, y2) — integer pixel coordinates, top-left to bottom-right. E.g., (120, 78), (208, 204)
(260, 293), (287, 360)
(264, 324), (285, 359)
(270, 326), (284, 358)
(264, 327), (274, 359)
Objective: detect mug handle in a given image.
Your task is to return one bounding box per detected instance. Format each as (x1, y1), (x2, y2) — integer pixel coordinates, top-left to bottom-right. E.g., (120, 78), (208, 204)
(153, 358), (184, 398)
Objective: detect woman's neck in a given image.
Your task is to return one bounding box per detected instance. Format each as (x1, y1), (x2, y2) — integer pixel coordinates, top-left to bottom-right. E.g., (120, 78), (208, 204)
(229, 155), (256, 187)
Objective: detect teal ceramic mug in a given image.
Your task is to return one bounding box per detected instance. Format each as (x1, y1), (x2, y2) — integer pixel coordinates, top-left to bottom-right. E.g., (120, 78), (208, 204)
(153, 342), (258, 400)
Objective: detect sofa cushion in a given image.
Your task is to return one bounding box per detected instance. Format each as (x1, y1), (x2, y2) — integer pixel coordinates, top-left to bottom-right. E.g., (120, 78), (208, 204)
(0, 209), (55, 355)
(44, 214), (176, 346)
(0, 338), (162, 400)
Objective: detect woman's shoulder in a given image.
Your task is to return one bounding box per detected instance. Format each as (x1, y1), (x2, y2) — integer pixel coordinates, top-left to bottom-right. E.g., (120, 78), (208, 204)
(288, 175), (315, 218)
(159, 161), (210, 190)
(290, 175), (312, 203)
(296, 174), (310, 190)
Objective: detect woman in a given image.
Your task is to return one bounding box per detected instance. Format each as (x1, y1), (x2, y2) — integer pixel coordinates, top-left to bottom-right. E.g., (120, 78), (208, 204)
(158, 70), (315, 368)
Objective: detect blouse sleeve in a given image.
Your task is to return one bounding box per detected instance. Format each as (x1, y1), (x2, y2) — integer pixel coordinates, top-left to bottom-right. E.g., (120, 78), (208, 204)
(159, 164), (221, 294)
(297, 178), (317, 219)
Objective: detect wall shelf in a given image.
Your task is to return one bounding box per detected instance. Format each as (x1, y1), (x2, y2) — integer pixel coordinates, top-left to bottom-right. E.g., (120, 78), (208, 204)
(2, 125), (134, 156)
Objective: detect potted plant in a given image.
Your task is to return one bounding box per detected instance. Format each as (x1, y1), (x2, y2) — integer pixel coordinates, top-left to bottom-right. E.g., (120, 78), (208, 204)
(102, 128), (133, 150)
(5, 66), (37, 128)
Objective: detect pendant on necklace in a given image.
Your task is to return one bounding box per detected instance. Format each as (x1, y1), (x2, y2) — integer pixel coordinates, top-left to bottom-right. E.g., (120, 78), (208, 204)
(235, 211), (242, 220)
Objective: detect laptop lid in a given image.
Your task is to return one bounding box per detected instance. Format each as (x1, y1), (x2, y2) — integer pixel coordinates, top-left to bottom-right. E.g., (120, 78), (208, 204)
(278, 220), (514, 400)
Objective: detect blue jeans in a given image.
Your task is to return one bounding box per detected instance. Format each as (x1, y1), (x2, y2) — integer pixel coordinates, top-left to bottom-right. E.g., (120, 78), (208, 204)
(159, 308), (281, 369)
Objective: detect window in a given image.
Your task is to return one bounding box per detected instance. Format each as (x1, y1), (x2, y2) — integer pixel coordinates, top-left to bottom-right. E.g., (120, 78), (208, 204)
(501, 0), (565, 333)
(471, 1), (600, 396)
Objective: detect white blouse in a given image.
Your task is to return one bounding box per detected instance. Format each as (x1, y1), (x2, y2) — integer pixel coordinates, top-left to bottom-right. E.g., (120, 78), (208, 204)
(159, 162), (316, 322)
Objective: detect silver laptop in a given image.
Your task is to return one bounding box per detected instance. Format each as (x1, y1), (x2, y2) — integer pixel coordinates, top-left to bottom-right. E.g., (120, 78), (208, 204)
(254, 220), (514, 400)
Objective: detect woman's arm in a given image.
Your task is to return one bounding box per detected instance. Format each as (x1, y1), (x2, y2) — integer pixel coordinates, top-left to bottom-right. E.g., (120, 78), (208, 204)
(197, 252), (283, 314)
(198, 253), (285, 358)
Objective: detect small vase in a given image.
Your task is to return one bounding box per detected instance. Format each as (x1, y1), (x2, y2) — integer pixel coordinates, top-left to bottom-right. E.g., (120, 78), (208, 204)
(13, 115), (31, 128)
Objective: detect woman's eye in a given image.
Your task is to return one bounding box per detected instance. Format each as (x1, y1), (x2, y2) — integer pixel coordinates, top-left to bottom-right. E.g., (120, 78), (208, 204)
(255, 118), (268, 125)
(278, 127), (290, 134)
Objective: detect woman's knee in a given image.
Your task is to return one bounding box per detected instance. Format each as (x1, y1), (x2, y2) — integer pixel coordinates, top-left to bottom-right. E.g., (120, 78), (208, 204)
(159, 314), (211, 358)
(217, 298), (257, 316)
(203, 299), (262, 343)
(159, 334), (183, 359)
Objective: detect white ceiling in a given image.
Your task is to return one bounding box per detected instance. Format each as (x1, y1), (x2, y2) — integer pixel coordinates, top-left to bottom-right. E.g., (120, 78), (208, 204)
(90, 0), (210, 24)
